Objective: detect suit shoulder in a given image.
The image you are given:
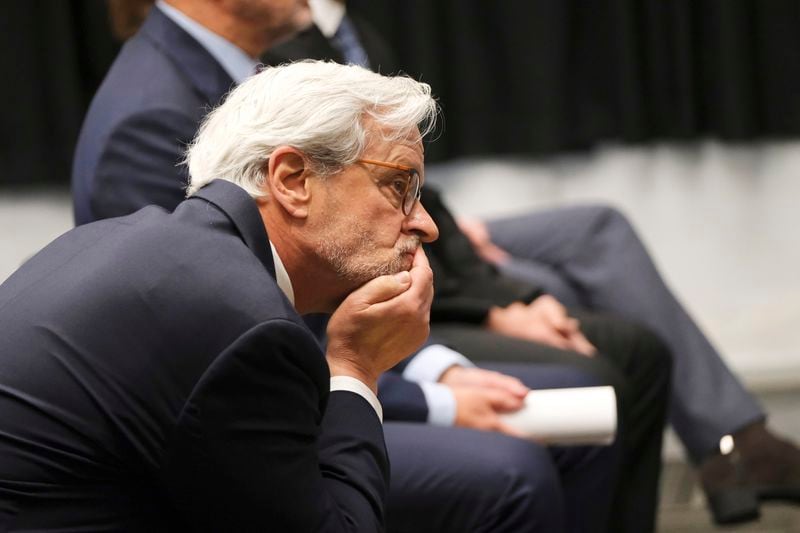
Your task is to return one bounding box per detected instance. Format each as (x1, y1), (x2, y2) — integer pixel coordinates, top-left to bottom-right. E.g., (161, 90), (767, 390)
(83, 33), (207, 138)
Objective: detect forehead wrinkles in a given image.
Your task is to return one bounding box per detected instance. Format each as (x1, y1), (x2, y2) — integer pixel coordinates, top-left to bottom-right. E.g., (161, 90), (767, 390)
(362, 135), (424, 172)
(362, 118), (423, 156)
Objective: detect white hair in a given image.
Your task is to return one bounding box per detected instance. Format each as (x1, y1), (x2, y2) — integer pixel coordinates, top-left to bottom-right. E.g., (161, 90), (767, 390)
(185, 60), (438, 197)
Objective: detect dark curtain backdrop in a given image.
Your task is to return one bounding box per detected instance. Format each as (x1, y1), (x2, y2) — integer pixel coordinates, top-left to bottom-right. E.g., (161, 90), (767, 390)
(2, 1), (800, 184)
(350, 0), (800, 161)
(0, 1), (118, 186)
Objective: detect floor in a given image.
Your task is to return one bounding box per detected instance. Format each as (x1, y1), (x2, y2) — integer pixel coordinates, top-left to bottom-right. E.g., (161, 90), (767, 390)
(658, 388), (800, 532)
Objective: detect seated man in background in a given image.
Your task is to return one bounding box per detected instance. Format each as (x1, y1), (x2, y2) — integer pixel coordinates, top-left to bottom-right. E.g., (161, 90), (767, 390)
(0, 60), (440, 531)
(68, 2), (629, 532)
(266, 0), (800, 527)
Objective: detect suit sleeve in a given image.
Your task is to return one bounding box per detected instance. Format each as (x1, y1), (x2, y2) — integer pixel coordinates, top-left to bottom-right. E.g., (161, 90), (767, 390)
(422, 187), (544, 323)
(164, 320), (389, 532)
(91, 108), (198, 219)
(377, 372), (428, 422)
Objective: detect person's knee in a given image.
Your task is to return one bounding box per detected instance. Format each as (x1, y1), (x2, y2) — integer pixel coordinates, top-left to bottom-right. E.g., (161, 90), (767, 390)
(422, 435), (568, 532)
(386, 428), (567, 533)
(478, 438), (566, 532)
(503, 438), (561, 494)
(583, 204), (627, 224)
(576, 204), (634, 237)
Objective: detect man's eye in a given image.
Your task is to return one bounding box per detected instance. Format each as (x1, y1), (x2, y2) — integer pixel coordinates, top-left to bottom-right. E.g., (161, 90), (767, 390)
(390, 177), (408, 197)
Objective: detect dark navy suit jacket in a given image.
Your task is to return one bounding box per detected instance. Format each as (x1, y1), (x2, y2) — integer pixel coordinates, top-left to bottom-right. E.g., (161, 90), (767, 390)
(0, 181), (388, 531)
(71, 7), (235, 226)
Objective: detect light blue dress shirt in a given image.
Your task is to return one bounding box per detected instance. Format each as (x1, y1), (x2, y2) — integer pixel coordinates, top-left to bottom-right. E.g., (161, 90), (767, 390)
(405, 345), (475, 426)
(156, 1), (259, 84)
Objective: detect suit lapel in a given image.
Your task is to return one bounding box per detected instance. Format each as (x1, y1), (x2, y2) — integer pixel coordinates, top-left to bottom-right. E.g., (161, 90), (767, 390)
(139, 7), (235, 107)
(193, 181), (276, 279)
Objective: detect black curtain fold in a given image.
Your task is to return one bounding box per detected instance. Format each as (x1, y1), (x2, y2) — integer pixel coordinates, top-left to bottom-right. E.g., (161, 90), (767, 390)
(1, 1), (799, 184)
(0, 1), (118, 186)
(350, 0), (800, 161)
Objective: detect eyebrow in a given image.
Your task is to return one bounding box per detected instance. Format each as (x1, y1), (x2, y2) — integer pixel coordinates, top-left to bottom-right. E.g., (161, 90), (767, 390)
(358, 158), (424, 186)
(358, 158), (414, 172)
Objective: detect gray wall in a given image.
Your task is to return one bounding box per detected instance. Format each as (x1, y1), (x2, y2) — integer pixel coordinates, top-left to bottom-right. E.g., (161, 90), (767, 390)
(427, 140), (800, 388)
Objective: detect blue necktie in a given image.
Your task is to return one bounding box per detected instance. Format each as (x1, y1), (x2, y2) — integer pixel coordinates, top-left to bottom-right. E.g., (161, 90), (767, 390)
(332, 16), (370, 68)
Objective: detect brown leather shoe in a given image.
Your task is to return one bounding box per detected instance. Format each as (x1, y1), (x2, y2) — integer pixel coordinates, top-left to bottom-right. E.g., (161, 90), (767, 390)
(699, 421), (800, 525)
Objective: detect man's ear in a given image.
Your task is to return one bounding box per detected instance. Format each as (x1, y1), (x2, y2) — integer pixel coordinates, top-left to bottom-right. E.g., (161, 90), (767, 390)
(264, 146), (311, 218)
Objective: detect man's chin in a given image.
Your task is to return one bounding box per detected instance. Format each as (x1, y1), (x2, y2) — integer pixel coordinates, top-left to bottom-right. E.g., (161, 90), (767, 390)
(329, 249), (415, 290)
(399, 253), (415, 272)
(383, 251), (414, 277)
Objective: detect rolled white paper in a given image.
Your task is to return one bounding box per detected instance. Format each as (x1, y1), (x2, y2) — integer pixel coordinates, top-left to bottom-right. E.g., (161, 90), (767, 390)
(500, 386), (617, 446)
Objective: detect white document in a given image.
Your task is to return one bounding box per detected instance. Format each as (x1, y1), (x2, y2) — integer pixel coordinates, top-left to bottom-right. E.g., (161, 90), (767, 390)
(500, 386), (617, 446)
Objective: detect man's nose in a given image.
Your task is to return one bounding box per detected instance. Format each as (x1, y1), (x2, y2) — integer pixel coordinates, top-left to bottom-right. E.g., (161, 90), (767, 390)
(403, 201), (439, 243)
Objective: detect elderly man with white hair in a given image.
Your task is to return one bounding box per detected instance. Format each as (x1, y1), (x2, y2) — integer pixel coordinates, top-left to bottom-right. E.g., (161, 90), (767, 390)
(2, 61), (621, 532)
(0, 61), (435, 530)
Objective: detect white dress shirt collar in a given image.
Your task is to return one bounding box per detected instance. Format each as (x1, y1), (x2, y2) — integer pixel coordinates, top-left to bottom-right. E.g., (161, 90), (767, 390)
(309, 0), (346, 38)
(269, 242), (295, 307)
(268, 240), (382, 421)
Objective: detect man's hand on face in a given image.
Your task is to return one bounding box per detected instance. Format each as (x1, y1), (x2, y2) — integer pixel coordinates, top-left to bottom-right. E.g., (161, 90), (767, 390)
(486, 295), (597, 357)
(326, 247), (434, 393)
(455, 216), (510, 266)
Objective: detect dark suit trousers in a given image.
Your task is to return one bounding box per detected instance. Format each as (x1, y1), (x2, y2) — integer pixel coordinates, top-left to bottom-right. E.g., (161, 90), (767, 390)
(384, 363), (620, 533)
(430, 312), (672, 533)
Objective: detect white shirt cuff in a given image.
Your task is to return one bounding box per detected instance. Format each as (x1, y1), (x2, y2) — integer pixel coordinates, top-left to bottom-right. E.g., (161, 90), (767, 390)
(330, 375), (383, 423)
(403, 344), (475, 383)
(419, 382), (457, 426)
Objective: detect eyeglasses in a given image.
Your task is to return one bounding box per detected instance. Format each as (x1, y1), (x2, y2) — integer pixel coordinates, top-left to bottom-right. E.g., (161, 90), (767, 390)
(357, 158), (422, 216)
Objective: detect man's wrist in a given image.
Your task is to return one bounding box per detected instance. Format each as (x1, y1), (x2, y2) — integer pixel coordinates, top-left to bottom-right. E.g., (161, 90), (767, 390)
(419, 382), (457, 426)
(327, 359), (378, 395)
(330, 376), (383, 422)
(485, 306), (503, 330)
(438, 364), (461, 383)
(403, 344), (475, 383)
